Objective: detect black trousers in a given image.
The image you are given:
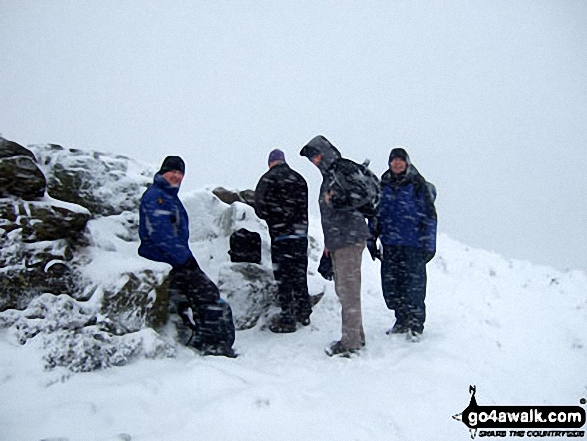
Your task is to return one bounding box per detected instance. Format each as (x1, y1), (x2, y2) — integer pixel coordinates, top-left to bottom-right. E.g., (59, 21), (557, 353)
(169, 260), (235, 349)
(381, 245), (427, 333)
(271, 237), (312, 323)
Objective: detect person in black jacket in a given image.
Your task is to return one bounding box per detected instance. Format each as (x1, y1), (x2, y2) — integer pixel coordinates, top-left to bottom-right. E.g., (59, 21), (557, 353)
(254, 149), (312, 333)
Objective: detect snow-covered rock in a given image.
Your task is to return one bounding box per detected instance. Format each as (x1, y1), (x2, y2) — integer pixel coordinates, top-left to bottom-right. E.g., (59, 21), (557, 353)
(218, 262), (278, 330)
(29, 143), (154, 216)
(1, 140), (317, 372)
(0, 156), (46, 200)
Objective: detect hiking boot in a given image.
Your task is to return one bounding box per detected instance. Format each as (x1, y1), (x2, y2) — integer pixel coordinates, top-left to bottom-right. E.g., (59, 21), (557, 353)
(297, 316), (311, 326)
(200, 344), (238, 358)
(407, 329), (422, 343)
(296, 312), (311, 327)
(325, 341), (363, 358)
(386, 321), (408, 335)
(269, 316), (297, 333)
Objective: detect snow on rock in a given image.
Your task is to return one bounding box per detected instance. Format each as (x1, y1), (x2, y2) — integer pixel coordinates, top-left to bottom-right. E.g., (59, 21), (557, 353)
(0, 292), (175, 372)
(218, 262), (278, 330)
(0, 142), (176, 373)
(29, 143), (155, 216)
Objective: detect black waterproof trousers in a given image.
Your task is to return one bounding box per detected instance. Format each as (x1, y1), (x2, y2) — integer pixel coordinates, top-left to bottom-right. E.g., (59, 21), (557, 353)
(381, 244), (427, 333)
(169, 260), (235, 350)
(271, 237), (312, 324)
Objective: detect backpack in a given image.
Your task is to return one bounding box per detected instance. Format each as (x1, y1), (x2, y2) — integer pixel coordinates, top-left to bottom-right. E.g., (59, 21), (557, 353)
(328, 158), (381, 219)
(409, 163), (437, 217)
(228, 228), (262, 264)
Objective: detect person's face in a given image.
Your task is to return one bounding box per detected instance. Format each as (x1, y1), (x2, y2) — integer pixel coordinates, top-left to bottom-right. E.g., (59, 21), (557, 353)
(390, 158), (407, 175)
(311, 153), (323, 166)
(162, 170), (184, 187)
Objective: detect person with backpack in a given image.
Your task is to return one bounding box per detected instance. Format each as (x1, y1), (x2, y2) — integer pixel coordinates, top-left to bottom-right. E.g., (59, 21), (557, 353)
(254, 149), (312, 333)
(367, 148), (437, 342)
(138, 156), (237, 357)
(300, 136), (377, 357)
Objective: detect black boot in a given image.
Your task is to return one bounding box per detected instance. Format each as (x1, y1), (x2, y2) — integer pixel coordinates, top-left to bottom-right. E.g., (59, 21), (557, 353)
(325, 341), (363, 358)
(269, 315), (297, 333)
(386, 321), (408, 335)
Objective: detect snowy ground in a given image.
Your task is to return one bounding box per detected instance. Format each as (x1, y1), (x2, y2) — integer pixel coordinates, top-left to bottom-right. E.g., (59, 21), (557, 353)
(1, 213), (586, 440)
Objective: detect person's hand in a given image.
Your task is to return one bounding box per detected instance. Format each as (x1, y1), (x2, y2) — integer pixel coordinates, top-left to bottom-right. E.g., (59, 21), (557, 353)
(318, 253), (334, 280)
(324, 191), (330, 205)
(367, 239), (381, 261)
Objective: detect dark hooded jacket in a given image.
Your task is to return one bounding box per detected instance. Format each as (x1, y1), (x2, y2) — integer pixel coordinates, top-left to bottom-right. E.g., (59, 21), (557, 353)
(254, 162), (308, 240)
(300, 136), (370, 251)
(371, 152), (437, 253)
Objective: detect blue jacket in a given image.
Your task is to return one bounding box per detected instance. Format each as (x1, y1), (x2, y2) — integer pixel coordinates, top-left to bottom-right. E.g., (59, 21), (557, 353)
(372, 168), (437, 253)
(138, 174), (193, 267)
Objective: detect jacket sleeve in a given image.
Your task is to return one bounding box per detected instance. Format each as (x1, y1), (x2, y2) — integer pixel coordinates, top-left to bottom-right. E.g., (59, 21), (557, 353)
(140, 192), (193, 267)
(368, 211), (380, 239)
(416, 189), (437, 253)
(254, 173), (270, 220)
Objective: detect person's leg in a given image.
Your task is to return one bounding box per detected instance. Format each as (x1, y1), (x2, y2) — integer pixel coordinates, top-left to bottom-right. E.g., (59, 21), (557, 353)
(196, 298), (236, 356)
(382, 245), (409, 333)
(290, 237), (312, 324)
(405, 247), (427, 335)
(331, 243), (365, 350)
(180, 260), (236, 353)
(168, 267), (198, 344)
(269, 239), (296, 332)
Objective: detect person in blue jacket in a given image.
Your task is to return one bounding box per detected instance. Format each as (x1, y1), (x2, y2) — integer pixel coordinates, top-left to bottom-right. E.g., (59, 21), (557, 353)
(368, 148), (437, 341)
(139, 156), (236, 357)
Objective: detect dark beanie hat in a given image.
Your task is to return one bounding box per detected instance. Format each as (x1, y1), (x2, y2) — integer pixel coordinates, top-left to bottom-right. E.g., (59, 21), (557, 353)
(389, 148), (408, 164)
(268, 149), (285, 165)
(158, 156), (185, 175)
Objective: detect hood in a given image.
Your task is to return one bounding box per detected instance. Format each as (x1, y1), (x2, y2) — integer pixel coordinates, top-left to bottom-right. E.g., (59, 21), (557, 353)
(299, 135), (341, 173)
(381, 161), (420, 186)
(153, 173), (180, 195)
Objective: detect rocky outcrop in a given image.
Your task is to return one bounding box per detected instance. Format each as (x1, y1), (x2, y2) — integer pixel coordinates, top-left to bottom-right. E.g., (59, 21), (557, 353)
(0, 137), (324, 373)
(0, 156), (46, 200)
(0, 293), (175, 372)
(0, 139), (90, 312)
(212, 187), (255, 207)
(2, 198), (90, 243)
(0, 137), (171, 372)
(30, 143), (153, 216)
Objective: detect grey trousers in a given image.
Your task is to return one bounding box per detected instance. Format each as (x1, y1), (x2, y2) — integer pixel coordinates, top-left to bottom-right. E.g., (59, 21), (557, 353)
(331, 242), (366, 350)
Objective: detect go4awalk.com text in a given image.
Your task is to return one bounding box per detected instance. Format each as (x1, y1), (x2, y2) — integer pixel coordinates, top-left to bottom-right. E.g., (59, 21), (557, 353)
(453, 386), (586, 439)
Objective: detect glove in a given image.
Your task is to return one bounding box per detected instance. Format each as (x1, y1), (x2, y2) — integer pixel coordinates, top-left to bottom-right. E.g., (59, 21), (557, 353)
(424, 249), (436, 263)
(318, 254), (334, 281)
(367, 239), (381, 261)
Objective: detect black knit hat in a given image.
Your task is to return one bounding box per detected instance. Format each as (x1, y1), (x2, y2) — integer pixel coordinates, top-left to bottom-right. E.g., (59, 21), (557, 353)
(158, 156), (185, 175)
(389, 148), (408, 164)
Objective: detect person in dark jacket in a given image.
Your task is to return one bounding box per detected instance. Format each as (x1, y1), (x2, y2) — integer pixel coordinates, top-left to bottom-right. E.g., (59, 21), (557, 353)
(368, 148), (437, 341)
(300, 136), (370, 357)
(254, 149), (312, 333)
(139, 156), (236, 357)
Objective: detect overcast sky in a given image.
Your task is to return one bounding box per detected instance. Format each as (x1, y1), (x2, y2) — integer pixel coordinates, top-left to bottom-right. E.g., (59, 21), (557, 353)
(2, 1), (586, 272)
